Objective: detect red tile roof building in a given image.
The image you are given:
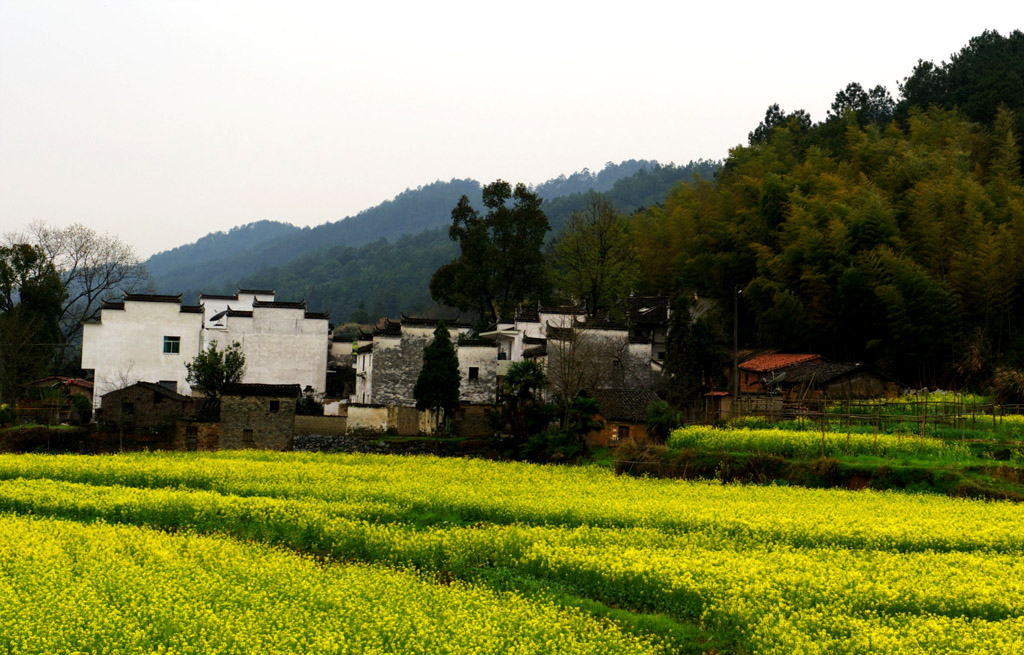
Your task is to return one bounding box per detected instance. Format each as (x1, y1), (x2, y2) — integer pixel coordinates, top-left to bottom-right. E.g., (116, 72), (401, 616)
(737, 353), (822, 393)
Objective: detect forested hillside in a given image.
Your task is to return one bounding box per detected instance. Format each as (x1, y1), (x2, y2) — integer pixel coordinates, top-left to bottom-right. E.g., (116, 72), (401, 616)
(149, 161), (703, 299)
(149, 179), (481, 295)
(145, 220), (300, 280)
(630, 30), (1024, 389)
(543, 160), (719, 233)
(234, 159), (718, 321)
(155, 28), (1024, 392)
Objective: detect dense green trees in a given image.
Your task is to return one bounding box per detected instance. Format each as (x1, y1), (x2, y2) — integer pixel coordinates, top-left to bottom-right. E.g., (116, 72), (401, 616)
(898, 30), (1024, 135)
(0, 244), (65, 402)
(634, 104), (1024, 386)
(430, 181), (551, 326)
(550, 192), (639, 319)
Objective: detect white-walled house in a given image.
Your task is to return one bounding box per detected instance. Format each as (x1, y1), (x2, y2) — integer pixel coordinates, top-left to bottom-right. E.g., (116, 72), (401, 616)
(199, 288), (275, 326)
(350, 316), (495, 407)
(204, 300), (329, 395)
(81, 294), (204, 409)
(81, 290), (330, 410)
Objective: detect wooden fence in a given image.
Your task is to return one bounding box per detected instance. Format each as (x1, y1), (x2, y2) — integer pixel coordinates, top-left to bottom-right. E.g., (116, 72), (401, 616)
(727, 397), (1024, 436)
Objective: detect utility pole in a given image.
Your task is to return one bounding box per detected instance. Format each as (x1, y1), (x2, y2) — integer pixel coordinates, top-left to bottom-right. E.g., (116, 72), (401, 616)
(733, 286), (741, 402)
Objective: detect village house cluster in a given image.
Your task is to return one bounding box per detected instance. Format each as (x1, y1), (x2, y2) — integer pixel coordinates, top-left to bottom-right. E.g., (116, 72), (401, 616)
(346, 297), (670, 440)
(71, 289), (892, 450)
(74, 291), (673, 447)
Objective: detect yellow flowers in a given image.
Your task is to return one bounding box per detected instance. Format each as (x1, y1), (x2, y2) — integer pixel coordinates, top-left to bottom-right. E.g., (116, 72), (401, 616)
(668, 424), (968, 459)
(0, 514), (657, 655)
(1, 451), (1023, 653)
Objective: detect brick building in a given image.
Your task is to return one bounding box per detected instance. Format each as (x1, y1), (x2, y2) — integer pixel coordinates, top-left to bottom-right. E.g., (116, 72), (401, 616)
(99, 381), (196, 433)
(220, 383), (301, 450)
(584, 387), (660, 446)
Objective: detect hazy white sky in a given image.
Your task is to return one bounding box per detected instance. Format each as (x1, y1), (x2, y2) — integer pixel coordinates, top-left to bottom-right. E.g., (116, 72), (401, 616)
(0, 1), (1018, 257)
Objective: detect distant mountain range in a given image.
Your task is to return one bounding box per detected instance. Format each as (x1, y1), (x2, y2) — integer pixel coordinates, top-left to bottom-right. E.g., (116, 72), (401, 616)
(145, 159), (719, 322)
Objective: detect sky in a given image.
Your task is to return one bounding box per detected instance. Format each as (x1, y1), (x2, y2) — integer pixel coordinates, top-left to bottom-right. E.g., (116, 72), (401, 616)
(0, 1), (1019, 258)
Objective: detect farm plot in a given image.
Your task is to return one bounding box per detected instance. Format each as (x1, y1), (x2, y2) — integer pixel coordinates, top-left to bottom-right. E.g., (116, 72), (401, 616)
(1, 451), (1023, 654)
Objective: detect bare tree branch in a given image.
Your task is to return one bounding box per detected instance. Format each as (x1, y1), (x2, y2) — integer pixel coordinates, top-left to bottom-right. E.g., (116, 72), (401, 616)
(9, 222), (153, 366)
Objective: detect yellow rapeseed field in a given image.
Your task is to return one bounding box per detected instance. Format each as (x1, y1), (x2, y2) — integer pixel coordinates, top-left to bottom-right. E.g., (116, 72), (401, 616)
(1, 451), (1023, 653)
(0, 514), (659, 655)
(668, 424), (968, 458)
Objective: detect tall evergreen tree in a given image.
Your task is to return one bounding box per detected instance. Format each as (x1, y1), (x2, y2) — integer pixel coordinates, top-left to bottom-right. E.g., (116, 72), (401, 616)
(413, 322), (461, 435)
(663, 295), (719, 408)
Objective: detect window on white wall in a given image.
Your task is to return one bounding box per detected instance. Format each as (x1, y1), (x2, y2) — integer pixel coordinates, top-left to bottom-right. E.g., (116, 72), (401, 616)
(468, 367), (479, 380)
(163, 336), (181, 354)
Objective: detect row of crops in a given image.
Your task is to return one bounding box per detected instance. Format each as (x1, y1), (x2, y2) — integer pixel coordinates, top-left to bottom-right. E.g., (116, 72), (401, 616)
(667, 424), (976, 460)
(2, 451), (1024, 653)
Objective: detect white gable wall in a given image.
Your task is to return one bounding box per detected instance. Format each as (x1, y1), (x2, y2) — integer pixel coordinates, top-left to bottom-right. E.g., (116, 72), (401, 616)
(81, 301), (203, 409)
(206, 306), (328, 394)
(201, 291), (275, 325)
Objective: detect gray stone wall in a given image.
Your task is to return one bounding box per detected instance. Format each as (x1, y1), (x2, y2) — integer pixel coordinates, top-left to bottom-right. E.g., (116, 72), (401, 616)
(454, 405), (493, 438)
(370, 333), (424, 407)
(220, 395), (296, 450)
(626, 342), (653, 389)
(459, 344), (498, 404)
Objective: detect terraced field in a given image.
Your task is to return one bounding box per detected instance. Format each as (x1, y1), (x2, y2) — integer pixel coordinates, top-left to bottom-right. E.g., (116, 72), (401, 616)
(1, 451), (1023, 653)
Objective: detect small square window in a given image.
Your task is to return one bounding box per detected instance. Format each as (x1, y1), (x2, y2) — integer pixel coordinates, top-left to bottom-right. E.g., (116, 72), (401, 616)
(617, 425), (630, 441)
(468, 367), (479, 380)
(269, 400), (280, 413)
(163, 336), (181, 354)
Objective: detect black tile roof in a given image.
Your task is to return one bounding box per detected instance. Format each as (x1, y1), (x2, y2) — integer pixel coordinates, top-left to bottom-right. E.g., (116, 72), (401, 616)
(253, 300), (306, 310)
(546, 325), (573, 341)
(179, 305), (203, 313)
(515, 308), (540, 322)
(588, 388), (661, 424)
(523, 344), (547, 358)
(237, 288), (275, 295)
(199, 293), (239, 300)
(629, 295), (670, 326)
(779, 361), (894, 385)
(400, 313), (473, 328)
(579, 318), (628, 331)
(374, 318), (402, 336)
(539, 305), (585, 314)
(102, 381), (192, 403)
(124, 293), (183, 303)
(304, 311), (330, 320)
(458, 337), (496, 347)
(222, 383), (302, 398)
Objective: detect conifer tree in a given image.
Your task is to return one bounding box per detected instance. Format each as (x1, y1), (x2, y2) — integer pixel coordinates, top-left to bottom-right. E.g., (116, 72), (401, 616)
(413, 322), (461, 435)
